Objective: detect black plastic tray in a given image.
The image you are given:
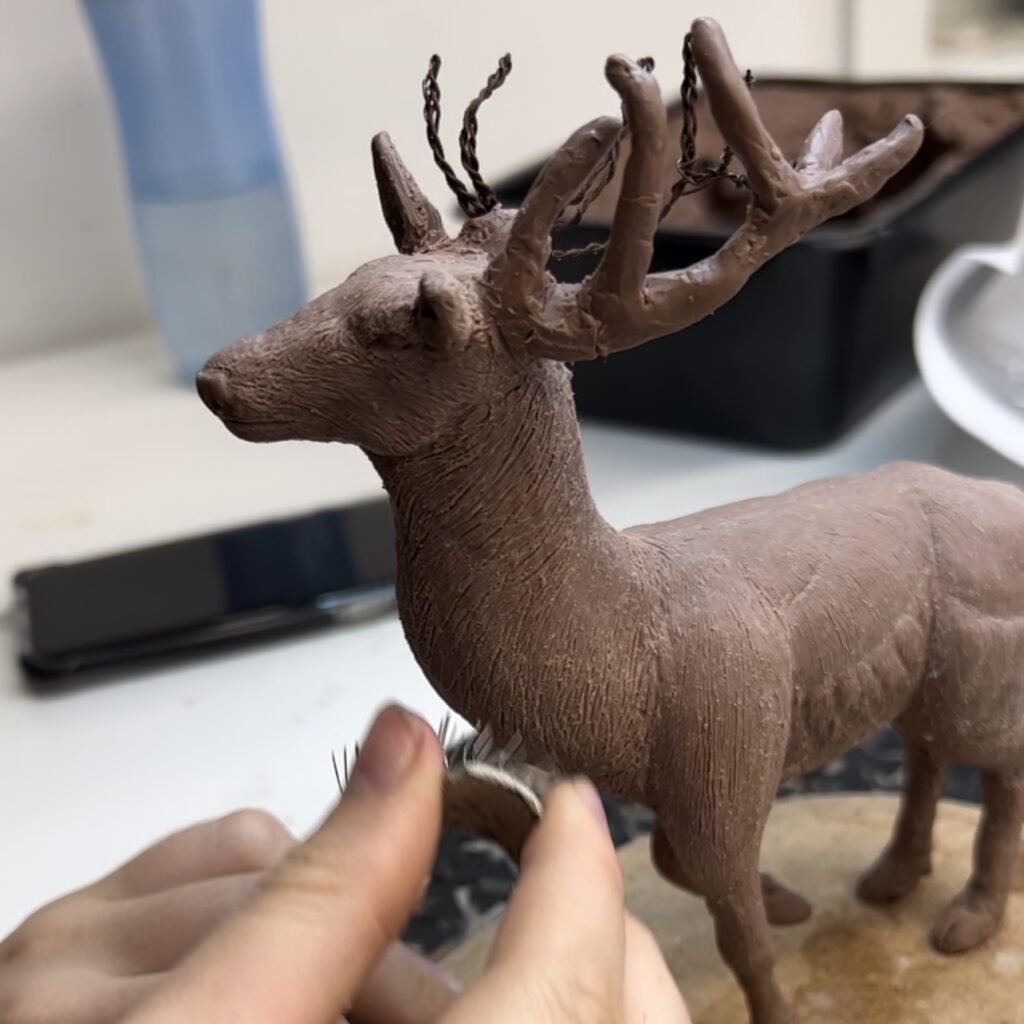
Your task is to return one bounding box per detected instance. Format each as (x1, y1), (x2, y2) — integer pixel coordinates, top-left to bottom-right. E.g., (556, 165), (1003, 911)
(494, 83), (1024, 449)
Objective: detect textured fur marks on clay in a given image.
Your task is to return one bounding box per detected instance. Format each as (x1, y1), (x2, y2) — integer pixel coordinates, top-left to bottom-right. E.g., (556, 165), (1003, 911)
(198, 19), (1024, 1024)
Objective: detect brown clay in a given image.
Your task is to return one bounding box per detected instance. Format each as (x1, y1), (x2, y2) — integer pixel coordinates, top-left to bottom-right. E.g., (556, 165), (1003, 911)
(196, 19), (1024, 1024)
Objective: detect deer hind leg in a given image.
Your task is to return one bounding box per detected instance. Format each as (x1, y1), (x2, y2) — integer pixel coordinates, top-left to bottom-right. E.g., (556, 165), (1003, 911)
(759, 872), (812, 926)
(931, 769), (1024, 954)
(857, 740), (947, 904)
(653, 823), (811, 926)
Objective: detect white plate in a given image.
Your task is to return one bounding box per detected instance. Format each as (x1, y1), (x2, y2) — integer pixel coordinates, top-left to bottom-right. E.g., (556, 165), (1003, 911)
(915, 236), (1024, 467)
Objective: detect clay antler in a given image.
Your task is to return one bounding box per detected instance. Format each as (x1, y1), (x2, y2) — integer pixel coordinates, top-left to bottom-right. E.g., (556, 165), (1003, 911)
(486, 17), (924, 361)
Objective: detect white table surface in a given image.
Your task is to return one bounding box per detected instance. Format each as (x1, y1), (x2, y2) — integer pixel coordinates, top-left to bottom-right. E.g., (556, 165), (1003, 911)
(2, 333), (1022, 936)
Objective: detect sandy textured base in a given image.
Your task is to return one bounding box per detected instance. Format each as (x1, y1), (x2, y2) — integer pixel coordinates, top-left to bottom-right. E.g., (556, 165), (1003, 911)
(442, 795), (1024, 1022)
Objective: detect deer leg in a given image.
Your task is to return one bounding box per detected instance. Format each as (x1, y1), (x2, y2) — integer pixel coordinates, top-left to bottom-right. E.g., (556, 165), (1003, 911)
(857, 741), (947, 904)
(660, 820), (793, 1023)
(705, 856), (795, 1024)
(759, 872), (812, 926)
(654, 823), (811, 926)
(932, 769), (1024, 954)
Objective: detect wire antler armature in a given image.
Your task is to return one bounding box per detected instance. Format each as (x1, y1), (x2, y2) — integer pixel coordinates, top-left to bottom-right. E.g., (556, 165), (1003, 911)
(551, 44), (753, 261)
(549, 55), (653, 261)
(659, 30), (753, 221)
(554, 54), (655, 239)
(423, 54), (513, 218)
(459, 53), (512, 213)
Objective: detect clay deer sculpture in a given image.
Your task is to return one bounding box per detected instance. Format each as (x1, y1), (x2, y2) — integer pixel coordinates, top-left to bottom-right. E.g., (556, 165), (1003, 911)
(197, 18), (1024, 1024)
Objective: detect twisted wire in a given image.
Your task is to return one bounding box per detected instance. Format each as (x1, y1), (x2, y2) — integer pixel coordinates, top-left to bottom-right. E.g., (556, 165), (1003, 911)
(459, 53), (513, 213)
(423, 55), (487, 217)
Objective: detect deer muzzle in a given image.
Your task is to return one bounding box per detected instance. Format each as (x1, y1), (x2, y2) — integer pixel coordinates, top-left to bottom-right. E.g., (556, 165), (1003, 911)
(196, 367), (232, 419)
(196, 324), (341, 443)
(195, 335), (292, 440)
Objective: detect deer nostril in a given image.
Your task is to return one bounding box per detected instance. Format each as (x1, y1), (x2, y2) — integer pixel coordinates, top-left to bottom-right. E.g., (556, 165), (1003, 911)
(196, 369), (233, 417)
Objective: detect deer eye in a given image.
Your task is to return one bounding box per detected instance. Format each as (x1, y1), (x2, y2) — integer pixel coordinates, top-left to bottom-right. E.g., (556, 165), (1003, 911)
(366, 332), (410, 350)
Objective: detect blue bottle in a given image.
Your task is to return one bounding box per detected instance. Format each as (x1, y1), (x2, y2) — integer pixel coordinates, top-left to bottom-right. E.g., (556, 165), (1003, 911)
(82, 0), (307, 382)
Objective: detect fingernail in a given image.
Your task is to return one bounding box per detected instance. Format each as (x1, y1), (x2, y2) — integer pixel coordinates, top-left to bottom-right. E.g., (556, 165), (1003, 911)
(574, 777), (608, 830)
(349, 705), (425, 792)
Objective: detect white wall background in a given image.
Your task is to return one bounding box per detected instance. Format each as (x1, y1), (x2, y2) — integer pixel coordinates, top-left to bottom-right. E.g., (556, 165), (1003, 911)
(0, 0), (848, 362)
(1, 2), (152, 359)
(261, 0), (847, 302)
(3, 1), (1020, 363)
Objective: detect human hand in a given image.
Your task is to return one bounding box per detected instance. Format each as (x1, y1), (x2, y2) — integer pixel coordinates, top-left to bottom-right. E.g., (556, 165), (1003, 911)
(0, 786), (455, 1022)
(0, 806), (294, 1022)
(120, 704), (690, 1023)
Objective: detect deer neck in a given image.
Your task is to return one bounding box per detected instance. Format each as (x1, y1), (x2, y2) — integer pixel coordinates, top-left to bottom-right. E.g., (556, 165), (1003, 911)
(372, 360), (612, 573)
(368, 361), (619, 718)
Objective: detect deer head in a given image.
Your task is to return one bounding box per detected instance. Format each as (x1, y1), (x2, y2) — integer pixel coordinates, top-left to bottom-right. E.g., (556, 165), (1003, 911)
(197, 18), (923, 457)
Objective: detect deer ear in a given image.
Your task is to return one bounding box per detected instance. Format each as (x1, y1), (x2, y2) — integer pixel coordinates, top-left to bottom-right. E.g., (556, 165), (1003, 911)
(416, 270), (473, 352)
(372, 132), (447, 254)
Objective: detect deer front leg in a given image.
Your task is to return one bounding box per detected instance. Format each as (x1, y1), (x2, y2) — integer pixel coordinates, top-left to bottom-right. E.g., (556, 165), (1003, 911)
(659, 817), (793, 1024)
(857, 740), (947, 904)
(655, 629), (796, 1023)
(707, 861), (795, 1024)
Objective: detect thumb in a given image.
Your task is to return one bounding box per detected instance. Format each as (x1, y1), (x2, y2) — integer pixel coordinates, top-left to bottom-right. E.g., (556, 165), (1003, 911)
(442, 779), (626, 1024)
(128, 705), (444, 1024)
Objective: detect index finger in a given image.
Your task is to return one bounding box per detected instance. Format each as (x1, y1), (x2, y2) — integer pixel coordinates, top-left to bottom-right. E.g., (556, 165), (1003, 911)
(97, 810), (293, 899)
(127, 705), (445, 1024)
